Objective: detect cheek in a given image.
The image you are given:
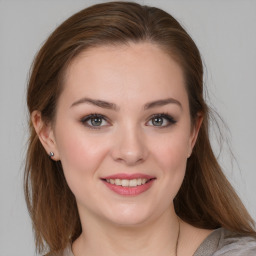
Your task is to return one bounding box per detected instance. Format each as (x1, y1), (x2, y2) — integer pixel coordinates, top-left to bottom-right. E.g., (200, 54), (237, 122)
(55, 127), (110, 188)
(145, 131), (190, 211)
(149, 128), (190, 198)
(151, 131), (190, 172)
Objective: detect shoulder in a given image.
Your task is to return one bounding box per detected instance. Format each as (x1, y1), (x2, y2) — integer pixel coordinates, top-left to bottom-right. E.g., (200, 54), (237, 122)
(51, 244), (73, 256)
(62, 244), (74, 256)
(214, 228), (256, 256)
(194, 228), (256, 256)
(45, 245), (74, 256)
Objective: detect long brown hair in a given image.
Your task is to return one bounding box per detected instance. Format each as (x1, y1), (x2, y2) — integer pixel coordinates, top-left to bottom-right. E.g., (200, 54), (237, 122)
(24, 1), (255, 255)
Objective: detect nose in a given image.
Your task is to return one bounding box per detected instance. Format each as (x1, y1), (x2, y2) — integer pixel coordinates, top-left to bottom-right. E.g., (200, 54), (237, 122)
(111, 125), (148, 166)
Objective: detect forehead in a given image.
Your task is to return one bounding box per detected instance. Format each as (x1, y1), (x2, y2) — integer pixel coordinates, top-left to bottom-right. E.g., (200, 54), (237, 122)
(61, 42), (187, 107)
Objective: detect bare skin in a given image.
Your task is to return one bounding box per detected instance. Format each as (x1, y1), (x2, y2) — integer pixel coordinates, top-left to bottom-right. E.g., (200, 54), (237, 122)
(178, 221), (213, 255)
(33, 42), (212, 256)
(72, 217), (213, 256)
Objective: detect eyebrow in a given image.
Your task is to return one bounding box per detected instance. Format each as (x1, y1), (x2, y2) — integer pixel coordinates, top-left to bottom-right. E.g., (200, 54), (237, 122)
(70, 97), (182, 110)
(144, 98), (182, 110)
(70, 97), (119, 110)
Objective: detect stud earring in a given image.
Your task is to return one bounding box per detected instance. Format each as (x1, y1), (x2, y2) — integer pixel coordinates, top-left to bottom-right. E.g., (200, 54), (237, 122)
(49, 152), (54, 158)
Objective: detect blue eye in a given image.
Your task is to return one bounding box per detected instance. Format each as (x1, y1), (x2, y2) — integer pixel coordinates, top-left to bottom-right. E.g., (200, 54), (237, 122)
(81, 114), (109, 129)
(147, 114), (176, 127)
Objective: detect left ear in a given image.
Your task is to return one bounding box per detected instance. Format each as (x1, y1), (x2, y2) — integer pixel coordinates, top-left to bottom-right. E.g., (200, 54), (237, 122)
(188, 113), (203, 158)
(31, 110), (60, 161)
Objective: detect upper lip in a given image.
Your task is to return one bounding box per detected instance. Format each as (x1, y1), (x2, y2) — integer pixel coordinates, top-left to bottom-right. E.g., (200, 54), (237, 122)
(101, 173), (156, 180)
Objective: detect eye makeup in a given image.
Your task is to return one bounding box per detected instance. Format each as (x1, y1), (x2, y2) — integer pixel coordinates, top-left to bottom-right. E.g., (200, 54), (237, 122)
(80, 112), (177, 130)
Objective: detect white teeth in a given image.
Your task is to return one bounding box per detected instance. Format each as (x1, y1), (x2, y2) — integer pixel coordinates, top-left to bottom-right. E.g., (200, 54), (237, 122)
(115, 179), (122, 185)
(141, 178), (147, 185)
(121, 179), (129, 186)
(105, 178), (151, 187)
(129, 179), (137, 187)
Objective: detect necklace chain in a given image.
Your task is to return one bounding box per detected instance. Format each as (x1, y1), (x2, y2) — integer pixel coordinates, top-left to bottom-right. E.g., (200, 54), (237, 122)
(175, 219), (180, 256)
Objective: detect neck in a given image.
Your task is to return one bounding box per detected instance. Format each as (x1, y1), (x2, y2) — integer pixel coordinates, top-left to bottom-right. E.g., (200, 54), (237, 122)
(73, 207), (180, 256)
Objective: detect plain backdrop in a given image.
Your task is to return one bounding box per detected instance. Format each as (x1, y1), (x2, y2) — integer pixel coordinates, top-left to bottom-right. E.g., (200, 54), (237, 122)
(0, 0), (255, 255)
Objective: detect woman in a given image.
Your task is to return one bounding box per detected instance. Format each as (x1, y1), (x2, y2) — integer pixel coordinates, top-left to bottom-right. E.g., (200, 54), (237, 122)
(24, 1), (256, 256)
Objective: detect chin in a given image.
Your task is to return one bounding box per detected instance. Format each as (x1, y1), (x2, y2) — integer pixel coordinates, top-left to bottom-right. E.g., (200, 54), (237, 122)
(101, 203), (163, 228)
(108, 215), (152, 228)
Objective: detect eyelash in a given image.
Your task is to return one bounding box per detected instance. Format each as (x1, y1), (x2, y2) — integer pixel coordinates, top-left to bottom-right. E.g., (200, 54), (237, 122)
(80, 113), (110, 130)
(147, 113), (177, 128)
(80, 113), (177, 130)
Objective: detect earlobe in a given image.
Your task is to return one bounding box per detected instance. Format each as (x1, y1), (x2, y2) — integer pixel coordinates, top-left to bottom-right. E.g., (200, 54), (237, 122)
(31, 111), (60, 160)
(188, 113), (203, 158)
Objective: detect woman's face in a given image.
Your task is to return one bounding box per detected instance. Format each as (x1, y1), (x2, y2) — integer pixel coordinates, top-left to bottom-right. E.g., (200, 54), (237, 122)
(51, 43), (200, 226)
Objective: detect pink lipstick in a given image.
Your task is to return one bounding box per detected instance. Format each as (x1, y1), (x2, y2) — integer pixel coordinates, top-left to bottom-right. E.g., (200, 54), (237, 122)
(101, 173), (156, 196)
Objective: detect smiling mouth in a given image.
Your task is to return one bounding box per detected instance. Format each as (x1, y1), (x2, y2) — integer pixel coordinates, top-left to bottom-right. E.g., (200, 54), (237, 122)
(101, 175), (156, 195)
(104, 178), (155, 187)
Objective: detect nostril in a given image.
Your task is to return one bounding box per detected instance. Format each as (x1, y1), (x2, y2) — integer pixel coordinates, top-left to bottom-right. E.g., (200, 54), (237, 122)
(112, 150), (146, 166)
(110, 131), (149, 165)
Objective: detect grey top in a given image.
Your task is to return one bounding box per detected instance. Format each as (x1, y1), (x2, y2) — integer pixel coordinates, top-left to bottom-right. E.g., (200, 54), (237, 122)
(63, 228), (256, 256)
(193, 228), (256, 255)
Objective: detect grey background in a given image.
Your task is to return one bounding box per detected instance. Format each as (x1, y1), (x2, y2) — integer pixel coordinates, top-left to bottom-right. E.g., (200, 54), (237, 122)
(1, 0), (255, 255)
